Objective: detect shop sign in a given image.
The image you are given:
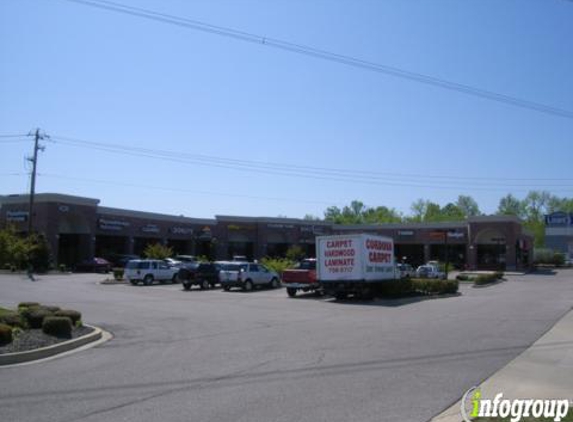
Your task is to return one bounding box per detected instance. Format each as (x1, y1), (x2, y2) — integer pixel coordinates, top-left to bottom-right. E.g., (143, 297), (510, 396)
(171, 226), (193, 235)
(6, 210), (29, 222)
(545, 212), (571, 226)
(268, 223), (294, 229)
(141, 224), (160, 234)
(447, 231), (465, 239)
(98, 218), (130, 231)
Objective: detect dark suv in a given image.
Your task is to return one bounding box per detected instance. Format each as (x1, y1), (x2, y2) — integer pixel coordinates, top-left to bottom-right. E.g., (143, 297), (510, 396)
(179, 263), (221, 290)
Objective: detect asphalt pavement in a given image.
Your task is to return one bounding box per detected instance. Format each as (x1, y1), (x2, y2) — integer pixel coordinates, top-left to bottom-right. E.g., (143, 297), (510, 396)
(1, 269), (572, 422)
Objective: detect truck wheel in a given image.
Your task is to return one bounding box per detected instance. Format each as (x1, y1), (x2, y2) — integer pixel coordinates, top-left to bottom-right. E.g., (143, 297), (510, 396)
(143, 275), (154, 286)
(200, 279), (210, 290)
(129, 280), (138, 286)
(287, 288), (297, 298)
(183, 284), (191, 291)
(243, 280), (253, 292)
(270, 277), (279, 289)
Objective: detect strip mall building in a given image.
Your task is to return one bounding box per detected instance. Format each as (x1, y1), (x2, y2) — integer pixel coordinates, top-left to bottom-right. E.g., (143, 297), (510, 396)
(0, 193), (533, 270)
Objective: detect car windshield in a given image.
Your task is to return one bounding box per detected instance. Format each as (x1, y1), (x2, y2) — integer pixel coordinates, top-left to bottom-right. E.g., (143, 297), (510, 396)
(298, 260), (316, 270)
(221, 264), (242, 271)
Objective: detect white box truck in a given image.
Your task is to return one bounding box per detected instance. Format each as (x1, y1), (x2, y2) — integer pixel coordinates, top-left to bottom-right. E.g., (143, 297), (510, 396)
(316, 233), (395, 299)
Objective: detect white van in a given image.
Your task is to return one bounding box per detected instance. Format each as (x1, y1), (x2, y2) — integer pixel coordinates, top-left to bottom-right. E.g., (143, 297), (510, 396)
(124, 259), (179, 285)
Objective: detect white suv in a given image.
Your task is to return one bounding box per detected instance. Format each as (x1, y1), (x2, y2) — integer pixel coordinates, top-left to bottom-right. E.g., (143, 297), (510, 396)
(219, 262), (280, 291)
(125, 259), (179, 285)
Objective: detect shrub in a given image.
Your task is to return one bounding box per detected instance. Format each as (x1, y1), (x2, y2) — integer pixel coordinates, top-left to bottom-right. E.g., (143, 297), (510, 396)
(143, 243), (173, 260)
(18, 302), (40, 310)
(42, 306), (61, 313)
(0, 311), (23, 328)
(260, 257), (295, 275)
(21, 308), (53, 329)
(552, 253), (565, 267)
(376, 279), (413, 297)
(113, 268), (124, 280)
(412, 278), (459, 295)
(493, 271), (504, 280)
(0, 323), (13, 345)
(474, 274), (498, 286)
(42, 316), (72, 339)
(55, 309), (82, 325)
(456, 274), (470, 281)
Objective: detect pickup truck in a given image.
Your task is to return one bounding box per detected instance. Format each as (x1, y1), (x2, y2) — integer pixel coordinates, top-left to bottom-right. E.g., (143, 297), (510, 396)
(178, 262), (221, 290)
(219, 262), (280, 291)
(282, 259), (319, 297)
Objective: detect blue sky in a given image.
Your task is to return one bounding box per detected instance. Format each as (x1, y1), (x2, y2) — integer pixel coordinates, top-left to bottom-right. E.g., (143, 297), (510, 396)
(1, 0), (572, 219)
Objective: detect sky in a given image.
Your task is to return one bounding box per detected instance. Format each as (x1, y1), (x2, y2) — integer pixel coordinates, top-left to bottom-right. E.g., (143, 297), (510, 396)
(1, 0), (572, 220)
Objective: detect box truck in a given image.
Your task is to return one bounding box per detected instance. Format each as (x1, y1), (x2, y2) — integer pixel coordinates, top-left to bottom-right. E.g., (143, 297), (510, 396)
(316, 234), (395, 299)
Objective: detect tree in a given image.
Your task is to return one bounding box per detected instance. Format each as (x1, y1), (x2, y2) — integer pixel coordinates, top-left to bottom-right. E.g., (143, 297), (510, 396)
(410, 199), (429, 222)
(363, 206), (402, 224)
(143, 243), (173, 259)
(456, 195), (481, 217)
(324, 206), (342, 223)
(497, 194), (525, 218)
(303, 214), (321, 221)
(285, 245), (305, 261)
(523, 191), (552, 222)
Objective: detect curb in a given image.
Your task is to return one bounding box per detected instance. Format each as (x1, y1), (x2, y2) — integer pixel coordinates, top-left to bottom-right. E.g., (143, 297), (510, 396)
(472, 279), (504, 288)
(0, 325), (104, 366)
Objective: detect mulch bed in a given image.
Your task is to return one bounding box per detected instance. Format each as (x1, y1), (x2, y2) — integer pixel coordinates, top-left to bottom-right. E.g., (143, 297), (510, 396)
(0, 326), (94, 354)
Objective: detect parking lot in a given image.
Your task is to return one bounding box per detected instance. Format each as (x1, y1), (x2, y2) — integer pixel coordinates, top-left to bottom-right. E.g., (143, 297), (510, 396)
(1, 270), (572, 422)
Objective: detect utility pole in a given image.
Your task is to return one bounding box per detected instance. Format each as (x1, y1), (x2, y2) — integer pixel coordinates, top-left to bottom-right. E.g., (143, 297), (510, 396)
(27, 128), (46, 234)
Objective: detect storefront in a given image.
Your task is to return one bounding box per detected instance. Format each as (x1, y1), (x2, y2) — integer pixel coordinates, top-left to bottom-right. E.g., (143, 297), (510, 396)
(0, 193), (533, 270)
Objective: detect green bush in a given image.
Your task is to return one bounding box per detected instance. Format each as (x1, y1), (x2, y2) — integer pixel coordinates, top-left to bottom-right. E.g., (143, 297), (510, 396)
(0, 323), (13, 345)
(113, 268), (124, 280)
(493, 271), (504, 280)
(21, 308), (53, 329)
(55, 309), (82, 325)
(376, 278), (414, 297)
(0, 311), (23, 328)
(456, 274), (471, 281)
(474, 274), (498, 286)
(18, 302), (40, 310)
(552, 253), (565, 267)
(143, 243), (173, 260)
(260, 257), (295, 275)
(42, 316), (72, 338)
(42, 306), (61, 313)
(412, 278), (459, 295)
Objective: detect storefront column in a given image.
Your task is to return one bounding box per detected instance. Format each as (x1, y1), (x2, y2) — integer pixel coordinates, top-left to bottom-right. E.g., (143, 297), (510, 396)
(423, 244), (431, 263)
(467, 244), (477, 270)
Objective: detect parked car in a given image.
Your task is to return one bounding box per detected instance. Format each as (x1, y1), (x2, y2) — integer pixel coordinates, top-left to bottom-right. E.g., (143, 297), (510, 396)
(107, 254), (140, 268)
(415, 265), (446, 279)
(396, 263), (415, 279)
(124, 259), (179, 285)
(164, 258), (183, 267)
(282, 259), (319, 297)
(219, 262), (280, 291)
(174, 255), (197, 263)
(74, 257), (111, 273)
(178, 262), (222, 290)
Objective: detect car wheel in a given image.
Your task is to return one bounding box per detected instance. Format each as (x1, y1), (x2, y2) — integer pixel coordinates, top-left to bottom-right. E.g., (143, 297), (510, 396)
(223, 285), (230, 291)
(144, 275), (154, 286)
(270, 277), (279, 289)
(287, 287), (297, 298)
(200, 279), (210, 290)
(129, 280), (138, 286)
(183, 284), (191, 291)
(334, 292), (347, 301)
(243, 280), (253, 292)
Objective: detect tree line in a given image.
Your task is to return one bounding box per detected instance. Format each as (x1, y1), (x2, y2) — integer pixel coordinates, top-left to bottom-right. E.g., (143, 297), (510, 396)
(304, 191), (573, 247)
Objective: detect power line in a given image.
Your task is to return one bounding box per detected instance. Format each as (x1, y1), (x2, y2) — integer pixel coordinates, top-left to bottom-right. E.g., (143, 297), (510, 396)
(49, 134), (573, 186)
(37, 173), (340, 206)
(47, 134), (573, 192)
(59, 0), (573, 120)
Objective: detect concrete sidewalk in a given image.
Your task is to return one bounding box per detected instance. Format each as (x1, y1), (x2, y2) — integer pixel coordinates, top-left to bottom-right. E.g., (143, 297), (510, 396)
(431, 307), (573, 422)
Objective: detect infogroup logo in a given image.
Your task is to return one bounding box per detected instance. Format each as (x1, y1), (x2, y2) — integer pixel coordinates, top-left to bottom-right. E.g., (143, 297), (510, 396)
(461, 387), (571, 422)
